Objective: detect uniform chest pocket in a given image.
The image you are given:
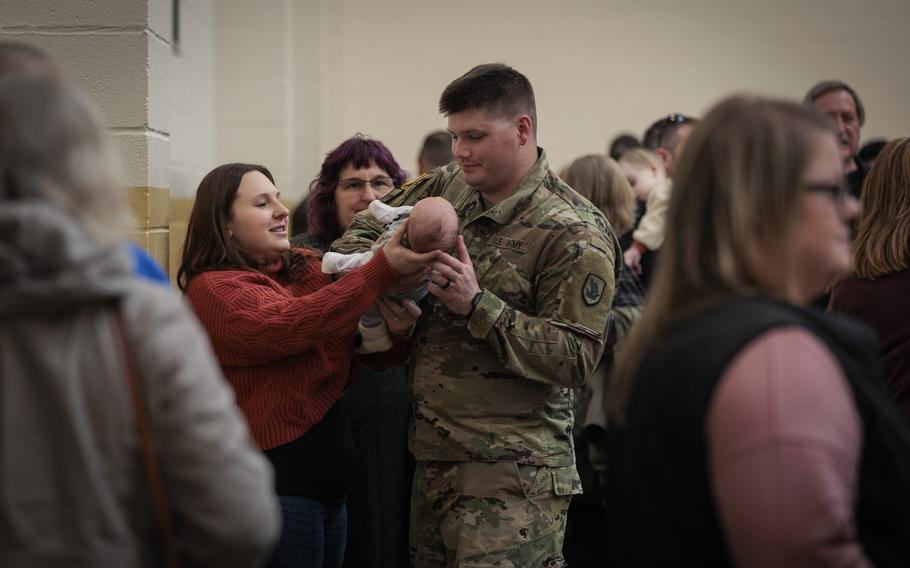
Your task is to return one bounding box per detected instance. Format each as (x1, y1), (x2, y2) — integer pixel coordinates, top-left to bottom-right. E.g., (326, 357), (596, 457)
(474, 247), (533, 311)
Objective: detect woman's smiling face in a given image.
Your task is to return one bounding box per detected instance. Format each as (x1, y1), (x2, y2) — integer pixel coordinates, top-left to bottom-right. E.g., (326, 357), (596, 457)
(227, 170), (290, 263)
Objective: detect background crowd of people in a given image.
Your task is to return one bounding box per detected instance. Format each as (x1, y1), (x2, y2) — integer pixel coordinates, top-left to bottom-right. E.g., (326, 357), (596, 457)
(2, 38), (909, 568)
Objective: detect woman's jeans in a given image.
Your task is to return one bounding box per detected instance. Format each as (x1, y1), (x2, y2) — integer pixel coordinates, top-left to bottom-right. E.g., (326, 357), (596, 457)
(266, 496), (347, 568)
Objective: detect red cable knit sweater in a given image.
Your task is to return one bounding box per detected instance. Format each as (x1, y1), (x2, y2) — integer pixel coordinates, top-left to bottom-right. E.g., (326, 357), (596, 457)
(185, 249), (400, 450)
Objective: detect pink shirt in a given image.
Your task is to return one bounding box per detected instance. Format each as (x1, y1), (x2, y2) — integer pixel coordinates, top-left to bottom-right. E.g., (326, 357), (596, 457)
(707, 327), (871, 567)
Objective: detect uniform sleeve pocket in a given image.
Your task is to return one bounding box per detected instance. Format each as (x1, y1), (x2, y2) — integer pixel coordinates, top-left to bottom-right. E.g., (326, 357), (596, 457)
(551, 466), (583, 496)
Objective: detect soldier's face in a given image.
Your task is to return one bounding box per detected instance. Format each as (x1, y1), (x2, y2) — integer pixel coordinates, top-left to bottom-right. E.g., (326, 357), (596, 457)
(448, 109), (524, 198)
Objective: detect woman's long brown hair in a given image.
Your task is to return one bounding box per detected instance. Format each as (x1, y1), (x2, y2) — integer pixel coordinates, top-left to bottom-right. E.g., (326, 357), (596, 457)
(178, 163), (310, 292)
(851, 138), (910, 279)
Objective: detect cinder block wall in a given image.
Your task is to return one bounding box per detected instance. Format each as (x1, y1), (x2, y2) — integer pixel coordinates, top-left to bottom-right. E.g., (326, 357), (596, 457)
(0, 0), (172, 271)
(127, 187), (171, 273)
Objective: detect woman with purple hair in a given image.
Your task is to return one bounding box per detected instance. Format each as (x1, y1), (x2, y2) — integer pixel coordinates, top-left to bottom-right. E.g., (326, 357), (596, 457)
(292, 134), (415, 567)
(292, 134), (408, 253)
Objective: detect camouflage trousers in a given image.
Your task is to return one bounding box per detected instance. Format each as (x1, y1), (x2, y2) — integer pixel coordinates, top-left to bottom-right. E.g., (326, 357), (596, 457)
(409, 461), (577, 567)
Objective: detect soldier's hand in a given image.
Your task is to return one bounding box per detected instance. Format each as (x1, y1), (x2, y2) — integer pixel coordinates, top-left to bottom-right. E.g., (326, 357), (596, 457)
(428, 235), (481, 315)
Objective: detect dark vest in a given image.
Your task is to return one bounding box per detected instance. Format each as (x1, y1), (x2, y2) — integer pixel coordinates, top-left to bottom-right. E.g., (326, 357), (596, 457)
(609, 297), (910, 567)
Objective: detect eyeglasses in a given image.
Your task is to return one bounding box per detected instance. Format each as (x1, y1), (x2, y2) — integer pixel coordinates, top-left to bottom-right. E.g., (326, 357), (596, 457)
(804, 182), (850, 204)
(337, 176), (394, 193)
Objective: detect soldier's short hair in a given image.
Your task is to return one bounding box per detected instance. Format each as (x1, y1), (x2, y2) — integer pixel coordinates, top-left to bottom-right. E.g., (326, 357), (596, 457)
(438, 63), (537, 135)
(803, 80), (865, 126)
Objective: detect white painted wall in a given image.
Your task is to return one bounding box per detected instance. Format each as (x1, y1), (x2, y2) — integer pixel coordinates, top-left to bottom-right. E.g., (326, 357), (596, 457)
(185, 0), (910, 205)
(5, 0), (908, 205)
(310, 0), (910, 179)
(215, 0), (299, 196)
(169, 0), (217, 198)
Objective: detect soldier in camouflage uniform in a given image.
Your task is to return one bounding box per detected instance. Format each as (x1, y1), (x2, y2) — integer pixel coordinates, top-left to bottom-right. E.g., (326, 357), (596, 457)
(333, 63), (621, 567)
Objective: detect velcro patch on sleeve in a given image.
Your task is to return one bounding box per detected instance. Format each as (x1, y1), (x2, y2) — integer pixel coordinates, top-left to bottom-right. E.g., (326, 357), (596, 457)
(582, 274), (606, 306)
(555, 241), (615, 340)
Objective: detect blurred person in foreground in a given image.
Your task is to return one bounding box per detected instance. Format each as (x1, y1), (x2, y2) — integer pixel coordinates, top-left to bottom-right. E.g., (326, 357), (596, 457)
(830, 138), (910, 426)
(0, 75), (279, 566)
(609, 96), (910, 567)
(0, 40), (169, 286)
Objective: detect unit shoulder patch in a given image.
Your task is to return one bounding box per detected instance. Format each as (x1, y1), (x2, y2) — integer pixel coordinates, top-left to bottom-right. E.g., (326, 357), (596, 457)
(582, 273), (606, 306)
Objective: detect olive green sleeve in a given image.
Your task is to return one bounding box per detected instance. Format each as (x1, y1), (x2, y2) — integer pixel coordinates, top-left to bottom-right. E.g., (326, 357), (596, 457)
(466, 229), (618, 388)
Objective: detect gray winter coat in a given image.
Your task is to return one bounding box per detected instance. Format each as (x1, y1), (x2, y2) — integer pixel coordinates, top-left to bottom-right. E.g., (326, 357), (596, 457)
(0, 202), (280, 567)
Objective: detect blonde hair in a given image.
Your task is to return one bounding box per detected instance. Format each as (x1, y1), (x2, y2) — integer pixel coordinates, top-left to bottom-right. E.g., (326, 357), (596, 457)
(562, 154), (637, 234)
(0, 76), (126, 243)
(851, 138), (910, 279)
(609, 96), (832, 426)
(619, 148), (665, 176)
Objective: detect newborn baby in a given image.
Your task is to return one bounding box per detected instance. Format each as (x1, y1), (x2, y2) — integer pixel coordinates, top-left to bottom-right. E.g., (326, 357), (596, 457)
(322, 196), (458, 353)
(404, 197), (459, 254)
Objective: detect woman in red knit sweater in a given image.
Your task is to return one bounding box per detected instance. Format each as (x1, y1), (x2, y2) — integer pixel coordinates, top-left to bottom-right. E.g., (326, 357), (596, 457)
(177, 163), (436, 568)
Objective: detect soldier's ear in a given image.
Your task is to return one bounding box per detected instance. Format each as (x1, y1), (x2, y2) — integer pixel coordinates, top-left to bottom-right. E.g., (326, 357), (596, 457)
(516, 115), (532, 146)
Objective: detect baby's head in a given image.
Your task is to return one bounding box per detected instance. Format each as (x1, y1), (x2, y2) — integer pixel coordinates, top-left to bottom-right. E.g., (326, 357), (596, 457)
(406, 197), (458, 253)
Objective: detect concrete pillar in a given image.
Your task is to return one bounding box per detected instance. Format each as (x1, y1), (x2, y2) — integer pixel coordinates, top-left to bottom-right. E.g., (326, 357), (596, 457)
(0, 0), (172, 271)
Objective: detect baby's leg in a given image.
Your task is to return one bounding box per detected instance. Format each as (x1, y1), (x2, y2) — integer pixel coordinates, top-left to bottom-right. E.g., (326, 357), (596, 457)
(356, 303), (393, 353)
(360, 303), (385, 328)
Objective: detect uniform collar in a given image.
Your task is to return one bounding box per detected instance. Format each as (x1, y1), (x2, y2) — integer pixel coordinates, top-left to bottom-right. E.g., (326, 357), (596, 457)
(463, 148), (550, 226)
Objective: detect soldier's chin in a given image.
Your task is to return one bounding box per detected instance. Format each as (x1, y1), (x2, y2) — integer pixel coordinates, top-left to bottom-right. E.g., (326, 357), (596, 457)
(463, 171), (483, 186)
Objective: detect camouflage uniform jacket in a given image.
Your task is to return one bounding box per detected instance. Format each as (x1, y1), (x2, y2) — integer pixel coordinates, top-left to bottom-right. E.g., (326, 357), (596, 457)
(333, 149), (621, 467)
